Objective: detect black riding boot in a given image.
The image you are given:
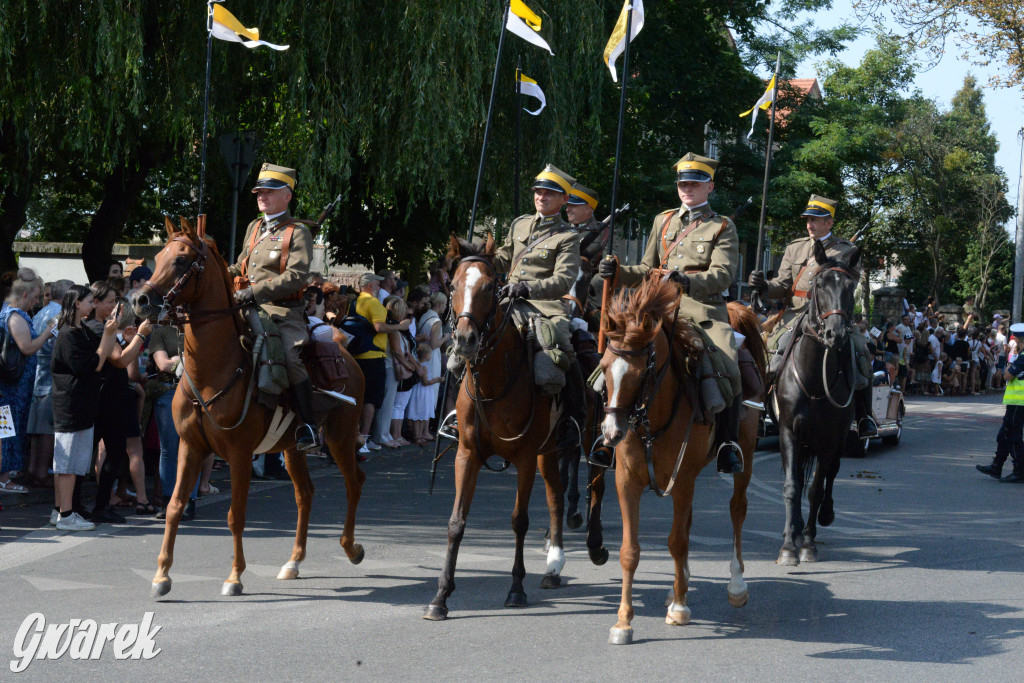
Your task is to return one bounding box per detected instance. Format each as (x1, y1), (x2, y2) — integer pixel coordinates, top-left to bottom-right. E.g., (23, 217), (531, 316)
(855, 386), (878, 437)
(557, 365), (587, 453)
(715, 397), (744, 474)
(291, 379), (321, 452)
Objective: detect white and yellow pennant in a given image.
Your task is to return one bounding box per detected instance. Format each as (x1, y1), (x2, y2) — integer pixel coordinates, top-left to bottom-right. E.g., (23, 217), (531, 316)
(211, 4), (289, 51)
(516, 73), (546, 115)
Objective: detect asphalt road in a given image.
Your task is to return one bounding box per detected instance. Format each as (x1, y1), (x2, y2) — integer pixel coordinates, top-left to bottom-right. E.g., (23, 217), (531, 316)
(0, 393), (1021, 681)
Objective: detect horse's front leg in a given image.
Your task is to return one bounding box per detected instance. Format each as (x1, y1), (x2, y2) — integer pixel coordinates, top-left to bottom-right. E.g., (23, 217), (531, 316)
(278, 448), (312, 580)
(424, 447), (482, 621)
(666, 477), (697, 626)
(506, 458), (538, 606)
(801, 452), (831, 564)
(585, 464), (609, 565)
(727, 406), (757, 607)
(610, 460), (644, 645)
(222, 445), (254, 596)
(540, 451), (566, 589)
(777, 427), (805, 566)
(817, 451), (841, 527)
(151, 439), (206, 599)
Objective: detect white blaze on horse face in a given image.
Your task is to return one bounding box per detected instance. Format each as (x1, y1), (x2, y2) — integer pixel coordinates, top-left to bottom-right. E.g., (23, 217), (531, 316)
(601, 356), (631, 443)
(460, 265), (484, 317)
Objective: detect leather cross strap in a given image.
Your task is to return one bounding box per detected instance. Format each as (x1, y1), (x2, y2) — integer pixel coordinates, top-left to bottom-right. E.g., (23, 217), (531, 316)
(240, 219), (296, 278)
(791, 261), (813, 299)
(509, 222), (565, 274)
(659, 211), (711, 268)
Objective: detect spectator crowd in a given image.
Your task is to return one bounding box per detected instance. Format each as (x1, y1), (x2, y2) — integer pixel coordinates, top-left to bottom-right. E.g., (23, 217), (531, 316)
(0, 257), (455, 533)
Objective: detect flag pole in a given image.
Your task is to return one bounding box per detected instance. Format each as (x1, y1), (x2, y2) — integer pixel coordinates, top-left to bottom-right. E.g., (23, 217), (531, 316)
(197, 0), (216, 218)
(514, 56), (522, 218)
(467, 0), (512, 242)
(753, 52), (782, 274)
(599, 1), (635, 353)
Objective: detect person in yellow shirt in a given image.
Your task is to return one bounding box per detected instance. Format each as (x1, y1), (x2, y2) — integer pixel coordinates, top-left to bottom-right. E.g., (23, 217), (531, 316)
(354, 273), (410, 456)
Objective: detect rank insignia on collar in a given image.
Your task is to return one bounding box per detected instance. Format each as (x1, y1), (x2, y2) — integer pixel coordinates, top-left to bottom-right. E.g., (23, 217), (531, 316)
(696, 244), (706, 254)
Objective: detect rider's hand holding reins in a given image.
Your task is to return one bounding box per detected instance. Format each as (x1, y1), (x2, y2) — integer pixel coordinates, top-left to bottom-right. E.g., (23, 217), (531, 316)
(500, 282), (531, 301)
(598, 256), (618, 280)
(234, 287), (256, 307)
(747, 270), (766, 292)
(666, 271), (690, 293)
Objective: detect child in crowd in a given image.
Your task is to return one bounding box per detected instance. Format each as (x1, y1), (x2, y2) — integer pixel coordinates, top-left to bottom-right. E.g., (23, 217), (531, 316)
(407, 342), (442, 446)
(929, 353), (946, 396)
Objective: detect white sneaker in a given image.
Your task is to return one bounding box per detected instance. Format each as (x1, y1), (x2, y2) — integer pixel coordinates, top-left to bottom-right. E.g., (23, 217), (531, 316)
(49, 509), (59, 526)
(358, 443), (371, 455)
(366, 440), (382, 451)
(56, 512), (96, 532)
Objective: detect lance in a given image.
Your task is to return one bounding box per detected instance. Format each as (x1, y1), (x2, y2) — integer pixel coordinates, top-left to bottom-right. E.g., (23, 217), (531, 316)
(753, 52), (782, 275)
(514, 56), (523, 218)
(196, 0), (218, 218)
(467, 0), (512, 241)
(599, 2), (637, 353)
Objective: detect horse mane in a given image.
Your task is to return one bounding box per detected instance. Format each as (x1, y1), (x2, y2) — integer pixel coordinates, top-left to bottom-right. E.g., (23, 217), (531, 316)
(200, 234), (247, 338)
(605, 277), (703, 362)
(728, 301), (767, 382)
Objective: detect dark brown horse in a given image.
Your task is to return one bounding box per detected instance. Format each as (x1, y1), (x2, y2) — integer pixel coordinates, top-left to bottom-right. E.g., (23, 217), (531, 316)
(132, 216), (366, 598)
(423, 235), (608, 621)
(597, 277), (765, 645)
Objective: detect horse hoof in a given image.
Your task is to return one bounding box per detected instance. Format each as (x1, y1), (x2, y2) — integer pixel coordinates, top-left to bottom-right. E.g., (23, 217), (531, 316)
(799, 547), (818, 563)
(818, 507), (835, 527)
(150, 579), (171, 599)
(221, 581), (244, 596)
(777, 550), (799, 566)
(540, 573), (561, 590)
(567, 511), (583, 530)
(504, 591), (528, 608)
(728, 590), (749, 608)
(349, 545), (365, 565)
(589, 547), (609, 566)
(609, 627), (634, 645)
(666, 604), (691, 626)
(422, 604), (448, 621)
(277, 563), (299, 580)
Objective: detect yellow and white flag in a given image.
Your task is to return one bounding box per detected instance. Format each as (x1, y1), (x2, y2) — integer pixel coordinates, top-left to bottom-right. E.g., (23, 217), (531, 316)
(506, 0), (553, 55)
(603, 0), (644, 82)
(516, 73), (546, 115)
(210, 4), (289, 51)
(739, 75), (776, 138)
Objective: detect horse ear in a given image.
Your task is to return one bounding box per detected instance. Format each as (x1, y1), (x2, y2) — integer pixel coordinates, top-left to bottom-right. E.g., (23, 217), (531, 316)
(447, 233), (461, 264)
(847, 247), (861, 272)
(179, 216), (195, 237)
(812, 239), (829, 266)
(164, 216), (177, 238)
(484, 231), (495, 256)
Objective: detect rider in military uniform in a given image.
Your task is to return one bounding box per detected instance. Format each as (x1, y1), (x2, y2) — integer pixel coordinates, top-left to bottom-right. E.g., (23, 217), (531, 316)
(599, 153), (744, 474)
(493, 164), (586, 453)
(747, 194), (877, 438)
(228, 163), (320, 451)
(566, 182), (609, 315)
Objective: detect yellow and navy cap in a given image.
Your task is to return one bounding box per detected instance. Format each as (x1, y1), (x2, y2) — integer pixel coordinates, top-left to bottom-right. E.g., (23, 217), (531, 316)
(531, 164), (575, 194)
(567, 182), (598, 209)
(252, 163), (297, 192)
(674, 153), (717, 183)
(801, 194), (837, 218)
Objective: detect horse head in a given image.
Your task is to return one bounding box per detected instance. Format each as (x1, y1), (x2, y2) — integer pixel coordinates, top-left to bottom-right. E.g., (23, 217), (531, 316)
(132, 216), (210, 321)
(809, 240), (859, 351)
(599, 277), (680, 446)
(448, 232), (497, 359)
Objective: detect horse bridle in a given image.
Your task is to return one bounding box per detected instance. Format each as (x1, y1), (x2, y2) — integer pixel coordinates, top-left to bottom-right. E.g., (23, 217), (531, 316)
(806, 265), (855, 338)
(791, 264), (858, 408)
(142, 234), (209, 323)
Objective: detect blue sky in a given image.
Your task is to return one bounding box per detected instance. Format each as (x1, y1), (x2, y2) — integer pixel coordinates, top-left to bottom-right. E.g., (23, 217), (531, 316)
(794, 1), (1023, 215)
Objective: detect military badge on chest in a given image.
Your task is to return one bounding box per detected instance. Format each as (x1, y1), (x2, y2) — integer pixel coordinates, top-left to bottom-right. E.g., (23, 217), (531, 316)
(539, 249), (549, 259)
(696, 244), (706, 255)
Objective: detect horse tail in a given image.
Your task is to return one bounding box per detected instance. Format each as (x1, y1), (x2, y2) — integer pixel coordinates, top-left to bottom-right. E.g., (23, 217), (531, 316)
(728, 301), (767, 383)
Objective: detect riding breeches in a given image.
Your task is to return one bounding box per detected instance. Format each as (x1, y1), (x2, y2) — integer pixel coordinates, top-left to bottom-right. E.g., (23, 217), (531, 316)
(264, 307), (309, 384)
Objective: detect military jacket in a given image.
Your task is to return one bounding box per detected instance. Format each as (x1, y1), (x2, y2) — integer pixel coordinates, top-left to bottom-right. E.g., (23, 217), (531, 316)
(763, 234), (859, 313)
(227, 211), (313, 314)
(619, 204), (738, 304)
(572, 217), (608, 265)
(493, 213), (581, 318)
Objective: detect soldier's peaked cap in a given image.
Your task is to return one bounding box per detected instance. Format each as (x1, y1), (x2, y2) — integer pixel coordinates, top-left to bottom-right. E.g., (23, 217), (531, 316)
(674, 153), (717, 183)
(252, 163), (297, 192)
(801, 194), (837, 218)
(567, 182), (598, 208)
(532, 164), (575, 194)
(1010, 323), (1024, 337)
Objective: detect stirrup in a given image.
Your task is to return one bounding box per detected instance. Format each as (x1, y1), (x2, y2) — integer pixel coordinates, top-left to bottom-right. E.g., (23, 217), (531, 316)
(437, 410), (459, 441)
(715, 441), (743, 474)
(857, 417), (878, 438)
(294, 423), (320, 452)
(587, 443), (614, 469)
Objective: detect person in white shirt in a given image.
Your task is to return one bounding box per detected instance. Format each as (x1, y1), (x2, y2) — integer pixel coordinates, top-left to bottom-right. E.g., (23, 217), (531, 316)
(376, 270), (398, 303)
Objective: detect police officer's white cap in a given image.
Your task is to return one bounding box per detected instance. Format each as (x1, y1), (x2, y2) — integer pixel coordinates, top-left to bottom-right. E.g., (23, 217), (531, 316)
(1010, 323), (1024, 337)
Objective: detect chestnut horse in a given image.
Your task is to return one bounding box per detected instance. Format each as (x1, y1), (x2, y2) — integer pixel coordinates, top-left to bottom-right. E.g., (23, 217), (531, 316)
(597, 277), (765, 645)
(132, 216), (366, 598)
(423, 235), (608, 621)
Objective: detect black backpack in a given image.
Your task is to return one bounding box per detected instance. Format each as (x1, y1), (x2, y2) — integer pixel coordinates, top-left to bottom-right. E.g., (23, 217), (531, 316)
(0, 323), (27, 384)
(340, 300), (379, 356)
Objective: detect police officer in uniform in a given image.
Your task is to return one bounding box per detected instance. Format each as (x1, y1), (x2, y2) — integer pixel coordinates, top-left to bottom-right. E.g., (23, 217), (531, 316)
(493, 164), (586, 452)
(977, 322), (1024, 483)
(747, 194), (877, 437)
(599, 153), (744, 474)
(228, 163), (320, 451)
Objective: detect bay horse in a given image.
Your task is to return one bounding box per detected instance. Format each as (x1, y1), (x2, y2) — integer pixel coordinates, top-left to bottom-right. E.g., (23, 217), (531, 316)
(132, 216), (366, 598)
(598, 276), (765, 645)
(423, 235), (608, 621)
(773, 239), (861, 565)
